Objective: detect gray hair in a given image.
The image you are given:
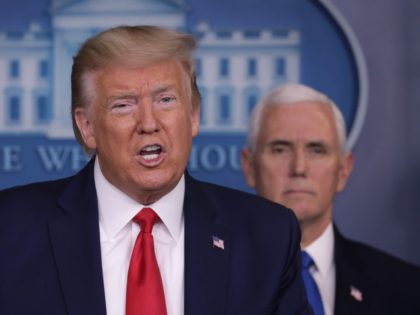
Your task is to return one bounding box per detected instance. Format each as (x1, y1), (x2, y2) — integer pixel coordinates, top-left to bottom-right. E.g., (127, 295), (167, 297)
(247, 83), (348, 153)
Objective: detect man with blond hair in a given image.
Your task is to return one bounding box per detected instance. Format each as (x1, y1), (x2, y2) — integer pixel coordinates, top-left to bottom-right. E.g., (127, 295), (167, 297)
(0, 26), (312, 315)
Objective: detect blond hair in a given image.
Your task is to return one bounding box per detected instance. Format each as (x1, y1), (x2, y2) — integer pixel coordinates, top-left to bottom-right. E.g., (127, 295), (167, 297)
(71, 25), (200, 153)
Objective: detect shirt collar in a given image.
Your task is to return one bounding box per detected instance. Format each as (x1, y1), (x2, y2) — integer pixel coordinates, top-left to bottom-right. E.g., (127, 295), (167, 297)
(94, 158), (185, 242)
(303, 222), (335, 276)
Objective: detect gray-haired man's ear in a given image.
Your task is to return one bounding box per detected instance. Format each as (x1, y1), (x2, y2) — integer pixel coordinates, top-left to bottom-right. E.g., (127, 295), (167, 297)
(240, 148), (257, 189)
(336, 152), (354, 193)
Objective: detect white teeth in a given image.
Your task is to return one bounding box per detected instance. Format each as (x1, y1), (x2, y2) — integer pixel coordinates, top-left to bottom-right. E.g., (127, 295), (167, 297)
(139, 144), (162, 161)
(143, 154), (159, 160)
(143, 145), (160, 152)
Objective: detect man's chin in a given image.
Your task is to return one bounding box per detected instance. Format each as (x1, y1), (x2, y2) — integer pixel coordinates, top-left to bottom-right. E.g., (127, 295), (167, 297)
(286, 205), (318, 222)
(282, 196), (314, 211)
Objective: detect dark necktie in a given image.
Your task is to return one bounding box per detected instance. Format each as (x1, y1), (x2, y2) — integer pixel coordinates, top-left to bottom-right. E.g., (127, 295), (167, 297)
(126, 207), (167, 315)
(301, 251), (325, 315)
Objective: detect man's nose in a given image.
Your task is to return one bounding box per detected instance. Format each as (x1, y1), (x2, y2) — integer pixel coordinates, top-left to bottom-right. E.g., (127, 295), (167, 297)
(136, 101), (159, 134)
(290, 149), (307, 177)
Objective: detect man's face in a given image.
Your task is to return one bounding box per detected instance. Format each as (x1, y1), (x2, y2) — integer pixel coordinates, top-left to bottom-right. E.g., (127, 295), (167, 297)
(75, 60), (199, 204)
(241, 101), (353, 227)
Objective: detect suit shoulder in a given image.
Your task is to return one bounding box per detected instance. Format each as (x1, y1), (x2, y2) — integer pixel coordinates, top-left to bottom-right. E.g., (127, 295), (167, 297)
(190, 177), (300, 233)
(0, 177), (71, 199)
(0, 158), (93, 203)
(339, 235), (420, 273)
(196, 179), (291, 212)
(0, 176), (73, 218)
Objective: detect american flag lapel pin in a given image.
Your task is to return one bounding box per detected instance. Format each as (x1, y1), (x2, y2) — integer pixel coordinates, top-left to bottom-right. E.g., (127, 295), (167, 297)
(212, 235), (225, 250)
(350, 285), (363, 302)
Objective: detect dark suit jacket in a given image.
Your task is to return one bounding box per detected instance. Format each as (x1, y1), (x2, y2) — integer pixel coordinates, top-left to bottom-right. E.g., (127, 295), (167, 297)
(0, 159), (312, 315)
(334, 227), (420, 315)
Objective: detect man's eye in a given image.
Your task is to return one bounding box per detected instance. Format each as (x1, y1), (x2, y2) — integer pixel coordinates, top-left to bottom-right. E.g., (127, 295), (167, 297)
(158, 96), (177, 106)
(271, 146), (288, 154)
(161, 96), (175, 103)
(156, 95), (177, 109)
(110, 103), (135, 114)
(310, 146), (327, 154)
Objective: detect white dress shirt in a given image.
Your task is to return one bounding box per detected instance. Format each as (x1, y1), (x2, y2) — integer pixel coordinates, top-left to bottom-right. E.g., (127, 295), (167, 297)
(94, 159), (185, 315)
(303, 223), (336, 315)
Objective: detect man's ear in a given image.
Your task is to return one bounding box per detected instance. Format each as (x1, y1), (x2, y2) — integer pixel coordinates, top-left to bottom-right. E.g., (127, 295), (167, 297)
(74, 107), (97, 150)
(240, 148), (256, 188)
(337, 152), (354, 192)
(190, 104), (200, 138)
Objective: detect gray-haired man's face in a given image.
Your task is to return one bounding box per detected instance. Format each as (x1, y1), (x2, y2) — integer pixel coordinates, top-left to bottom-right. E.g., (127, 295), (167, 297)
(241, 101), (353, 227)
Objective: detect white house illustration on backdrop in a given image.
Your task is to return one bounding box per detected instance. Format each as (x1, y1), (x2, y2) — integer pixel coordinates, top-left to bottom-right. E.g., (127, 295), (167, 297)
(0, 0), (300, 138)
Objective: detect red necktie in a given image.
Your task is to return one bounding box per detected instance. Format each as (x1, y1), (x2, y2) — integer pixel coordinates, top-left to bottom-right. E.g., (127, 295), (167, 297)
(126, 207), (167, 315)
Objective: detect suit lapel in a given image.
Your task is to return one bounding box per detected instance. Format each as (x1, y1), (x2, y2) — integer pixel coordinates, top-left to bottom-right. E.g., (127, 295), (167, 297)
(334, 227), (370, 315)
(48, 159), (107, 315)
(184, 175), (230, 315)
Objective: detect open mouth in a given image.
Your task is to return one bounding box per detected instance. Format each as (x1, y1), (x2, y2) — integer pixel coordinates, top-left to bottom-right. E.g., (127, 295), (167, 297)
(140, 144), (162, 161)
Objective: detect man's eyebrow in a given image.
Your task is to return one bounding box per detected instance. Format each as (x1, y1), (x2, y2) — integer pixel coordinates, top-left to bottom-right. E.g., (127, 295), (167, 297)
(306, 140), (328, 147)
(151, 84), (177, 95)
(268, 139), (292, 147)
(267, 140), (331, 150)
(107, 94), (139, 102)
